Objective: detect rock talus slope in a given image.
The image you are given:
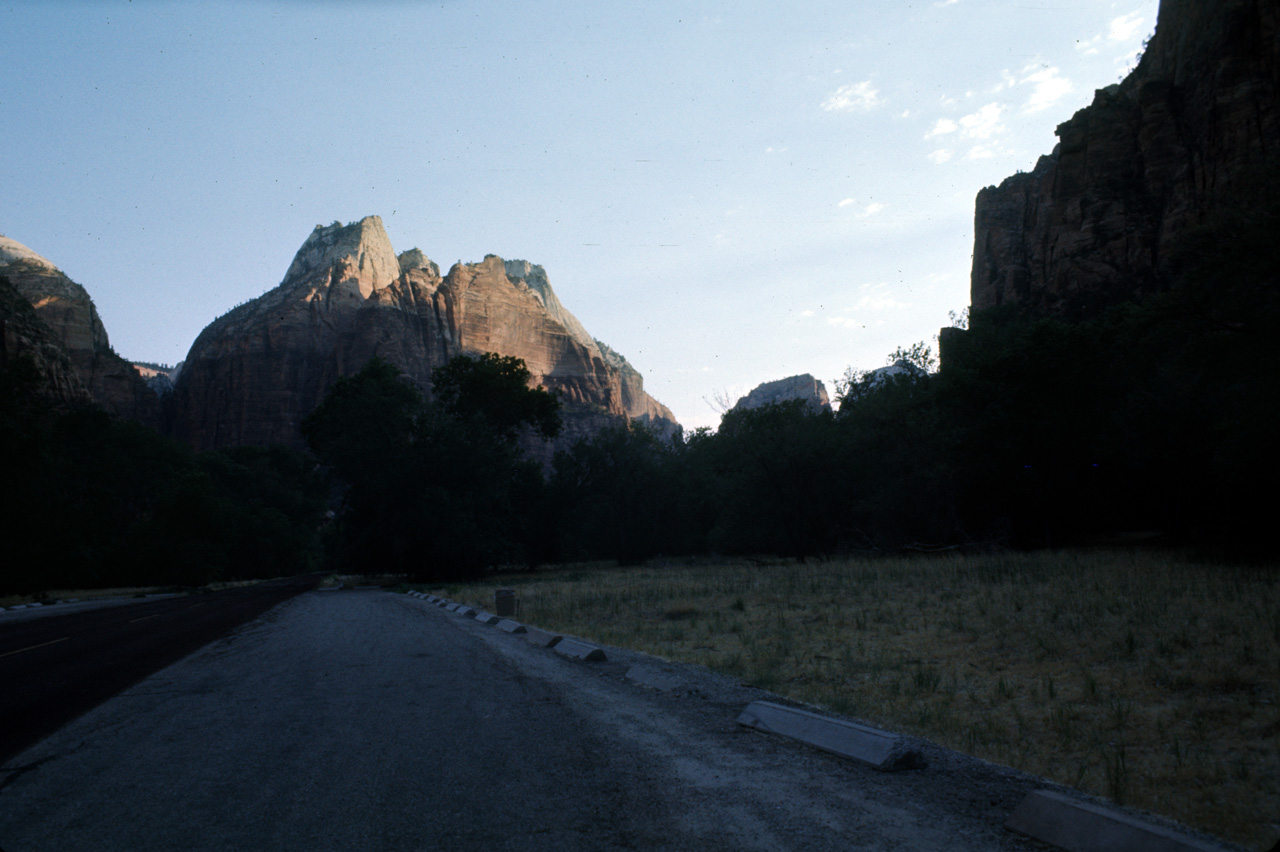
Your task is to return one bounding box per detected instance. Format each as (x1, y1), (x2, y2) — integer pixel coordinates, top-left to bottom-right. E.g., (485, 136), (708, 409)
(970, 0), (1279, 317)
(0, 235), (162, 424)
(171, 216), (678, 451)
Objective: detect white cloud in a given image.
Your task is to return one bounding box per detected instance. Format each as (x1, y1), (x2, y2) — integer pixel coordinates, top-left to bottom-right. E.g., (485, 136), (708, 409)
(958, 103), (1004, 139)
(838, 198), (856, 207)
(799, 309), (815, 318)
(821, 81), (880, 112)
(927, 149), (953, 164)
(934, 0), (960, 6)
(966, 145), (995, 160)
(1021, 66), (1074, 113)
(855, 294), (904, 310)
(862, 202), (885, 217)
(1076, 34), (1102, 56)
(1109, 11), (1145, 42)
(926, 117), (958, 137)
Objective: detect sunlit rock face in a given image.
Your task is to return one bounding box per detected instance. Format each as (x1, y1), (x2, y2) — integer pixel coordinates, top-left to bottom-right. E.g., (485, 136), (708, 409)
(170, 216), (679, 452)
(970, 0), (1280, 317)
(731, 374), (831, 414)
(0, 234), (162, 425)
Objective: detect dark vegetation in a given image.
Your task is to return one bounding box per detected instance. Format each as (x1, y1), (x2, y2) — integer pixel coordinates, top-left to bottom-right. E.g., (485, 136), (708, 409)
(0, 349), (326, 594)
(1, 184), (1275, 595)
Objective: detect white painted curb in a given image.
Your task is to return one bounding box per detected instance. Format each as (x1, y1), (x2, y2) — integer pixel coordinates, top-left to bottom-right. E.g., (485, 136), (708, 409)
(736, 701), (924, 771)
(552, 637), (607, 662)
(1005, 790), (1233, 852)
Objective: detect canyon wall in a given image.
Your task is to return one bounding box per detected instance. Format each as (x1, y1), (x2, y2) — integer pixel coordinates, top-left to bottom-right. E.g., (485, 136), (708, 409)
(971, 0), (1279, 317)
(0, 235), (162, 425)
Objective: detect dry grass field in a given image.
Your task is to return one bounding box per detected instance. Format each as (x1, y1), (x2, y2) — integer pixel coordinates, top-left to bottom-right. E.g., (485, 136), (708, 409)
(436, 550), (1279, 849)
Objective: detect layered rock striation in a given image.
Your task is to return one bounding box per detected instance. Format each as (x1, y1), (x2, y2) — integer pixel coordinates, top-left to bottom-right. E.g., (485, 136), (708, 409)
(0, 235), (162, 425)
(971, 0), (1279, 317)
(171, 216), (678, 451)
(730, 374), (831, 414)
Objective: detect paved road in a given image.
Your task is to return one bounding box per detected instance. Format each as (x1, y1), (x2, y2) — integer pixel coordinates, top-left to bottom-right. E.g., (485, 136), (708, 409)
(0, 575), (318, 763)
(0, 590), (1047, 852)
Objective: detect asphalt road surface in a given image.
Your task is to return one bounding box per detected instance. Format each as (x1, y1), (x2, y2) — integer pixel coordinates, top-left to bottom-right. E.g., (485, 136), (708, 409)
(0, 575), (319, 763)
(0, 589), (1054, 852)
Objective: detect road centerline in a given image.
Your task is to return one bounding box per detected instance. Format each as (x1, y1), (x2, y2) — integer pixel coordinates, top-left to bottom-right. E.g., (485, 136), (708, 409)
(0, 637), (70, 659)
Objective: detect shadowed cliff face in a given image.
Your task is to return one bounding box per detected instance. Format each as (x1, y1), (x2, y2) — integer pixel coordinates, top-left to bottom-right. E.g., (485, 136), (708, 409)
(170, 216), (678, 452)
(0, 235), (163, 425)
(971, 0), (1279, 317)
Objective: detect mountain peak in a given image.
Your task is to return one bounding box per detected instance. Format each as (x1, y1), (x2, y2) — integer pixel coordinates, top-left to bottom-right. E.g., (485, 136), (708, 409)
(283, 215), (399, 297)
(0, 234), (60, 274)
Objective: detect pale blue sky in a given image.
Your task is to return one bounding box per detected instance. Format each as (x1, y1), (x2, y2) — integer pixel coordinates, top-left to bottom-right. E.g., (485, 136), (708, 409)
(2, 0), (1157, 430)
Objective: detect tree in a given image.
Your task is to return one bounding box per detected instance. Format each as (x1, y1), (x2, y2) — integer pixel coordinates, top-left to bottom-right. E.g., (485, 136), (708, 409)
(302, 354), (560, 580)
(430, 352), (560, 442)
(551, 422), (686, 563)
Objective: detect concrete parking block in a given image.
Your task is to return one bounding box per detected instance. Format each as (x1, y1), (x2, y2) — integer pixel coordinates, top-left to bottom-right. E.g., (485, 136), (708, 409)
(496, 619), (527, 634)
(1005, 790), (1233, 852)
(552, 637), (607, 662)
(736, 701), (923, 771)
(472, 611), (500, 625)
(523, 627), (563, 648)
(455, 606), (476, 617)
(444, 603), (460, 611)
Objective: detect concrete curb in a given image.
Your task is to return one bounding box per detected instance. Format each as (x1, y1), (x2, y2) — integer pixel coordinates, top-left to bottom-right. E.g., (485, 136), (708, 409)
(552, 637), (607, 662)
(736, 700), (924, 771)
(1005, 790), (1234, 852)
(444, 602), (460, 612)
(455, 606), (476, 617)
(496, 619), (527, 634)
(472, 611), (501, 625)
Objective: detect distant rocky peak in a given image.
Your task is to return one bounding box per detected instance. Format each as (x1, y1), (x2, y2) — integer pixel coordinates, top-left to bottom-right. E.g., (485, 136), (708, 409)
(397, 248), (439, 278)
(732, 374), (831, 414)
(283, 215), (399, 297)
(0, 234), (60, 273)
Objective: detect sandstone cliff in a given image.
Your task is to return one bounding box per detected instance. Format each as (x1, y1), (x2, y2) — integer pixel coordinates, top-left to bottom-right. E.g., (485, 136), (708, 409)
(730, 374), (831, 414)
(0, 273), (92, 406)
(970, 0), (1279, 317)
(171, 216), (679, 451)
(0, 235), (162, 425)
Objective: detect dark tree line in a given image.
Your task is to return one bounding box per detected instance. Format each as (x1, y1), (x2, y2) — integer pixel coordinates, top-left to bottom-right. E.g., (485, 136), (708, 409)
(3, 181), (1274, 594)
(0, 355), (327, 594)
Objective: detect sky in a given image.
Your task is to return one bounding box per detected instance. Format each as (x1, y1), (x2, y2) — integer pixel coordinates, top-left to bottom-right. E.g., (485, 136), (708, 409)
(1, 0), (1157, 431)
